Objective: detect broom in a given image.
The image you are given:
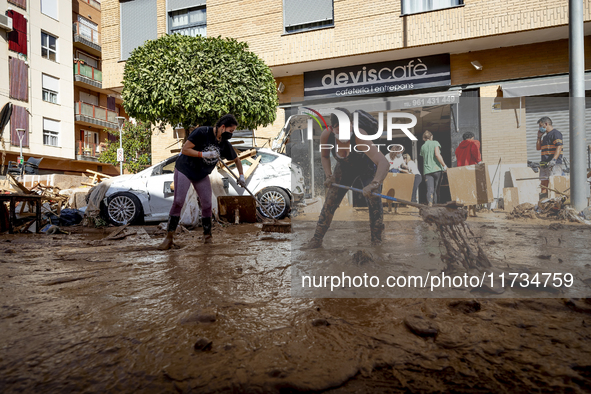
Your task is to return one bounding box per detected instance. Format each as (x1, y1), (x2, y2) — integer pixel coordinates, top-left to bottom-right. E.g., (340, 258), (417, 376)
(219, 160), (291, 233)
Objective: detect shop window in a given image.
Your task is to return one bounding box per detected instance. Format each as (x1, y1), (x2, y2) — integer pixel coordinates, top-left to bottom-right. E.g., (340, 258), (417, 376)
(120, 0), (158, 61)
(9, 57), (28, 102)
(42, 74), (59, 104)
(43, 118), (60, 147)
(283, 0), (333, 34)
(41, 32), (57, 62)
(169, 6), (206, 37)
(401, 0), (463, 15)
(41, 0), (58, 20)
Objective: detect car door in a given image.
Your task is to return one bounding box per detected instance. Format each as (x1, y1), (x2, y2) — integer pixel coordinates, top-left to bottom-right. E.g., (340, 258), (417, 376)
(145, 157), (177, 221)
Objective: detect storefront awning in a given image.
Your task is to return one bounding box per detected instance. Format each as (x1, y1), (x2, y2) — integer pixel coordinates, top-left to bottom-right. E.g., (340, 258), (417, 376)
(501, 73), (591, 98)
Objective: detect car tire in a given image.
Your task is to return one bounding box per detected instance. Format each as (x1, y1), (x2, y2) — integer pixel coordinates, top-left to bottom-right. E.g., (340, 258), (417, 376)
(104, 192), (143, 225)
(256, 187), (291, 220)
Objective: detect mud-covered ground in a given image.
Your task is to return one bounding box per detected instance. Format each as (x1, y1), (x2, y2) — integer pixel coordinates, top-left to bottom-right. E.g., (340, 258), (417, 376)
(1, 211), (591, 393)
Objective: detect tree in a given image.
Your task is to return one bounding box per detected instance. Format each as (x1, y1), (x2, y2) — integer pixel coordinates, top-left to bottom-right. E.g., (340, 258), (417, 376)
(98, 121), (152, 174)
(122, 34), (278, 132)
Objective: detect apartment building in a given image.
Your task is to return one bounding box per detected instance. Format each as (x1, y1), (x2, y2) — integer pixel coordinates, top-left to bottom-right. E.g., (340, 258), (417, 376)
(101, 0), (591, 171)
(72, 0), (126, 174)
(0, 0), (122, 176)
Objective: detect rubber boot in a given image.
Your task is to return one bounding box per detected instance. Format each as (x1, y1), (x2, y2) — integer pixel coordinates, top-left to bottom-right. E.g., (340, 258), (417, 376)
(158, 216), (180, 250)
(202, 217), (213, 244)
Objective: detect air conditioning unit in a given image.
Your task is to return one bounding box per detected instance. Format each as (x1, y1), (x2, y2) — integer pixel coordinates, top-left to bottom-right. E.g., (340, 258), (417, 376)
(0, 14), (13, 32)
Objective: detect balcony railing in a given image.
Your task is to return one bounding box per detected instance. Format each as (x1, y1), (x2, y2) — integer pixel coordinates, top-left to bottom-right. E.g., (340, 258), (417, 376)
(77, 140), (107, 158)
(74, 61), (102, 83)
(73, 22), (100, 46)
(75, 102), (117, 125)
(80, 0), (101, 10)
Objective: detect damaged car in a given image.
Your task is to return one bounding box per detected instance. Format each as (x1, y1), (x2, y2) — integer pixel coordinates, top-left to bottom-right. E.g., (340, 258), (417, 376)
(98, 148), (305, 225)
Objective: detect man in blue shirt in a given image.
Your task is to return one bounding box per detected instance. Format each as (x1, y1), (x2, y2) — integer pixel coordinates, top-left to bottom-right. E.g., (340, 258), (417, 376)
(536, 116), (564, 198)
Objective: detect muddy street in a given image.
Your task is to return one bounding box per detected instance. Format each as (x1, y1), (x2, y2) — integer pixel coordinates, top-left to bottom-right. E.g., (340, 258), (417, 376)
(1, 215), (591, 393)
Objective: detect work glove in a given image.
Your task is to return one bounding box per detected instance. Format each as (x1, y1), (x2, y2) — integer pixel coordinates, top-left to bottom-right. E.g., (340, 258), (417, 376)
(548, 158), (557, 167)
(324, 174), (336, 189)
(202, 150), (219, 160)
(362, 181), (380, 198)
(238, 174), (246, 188)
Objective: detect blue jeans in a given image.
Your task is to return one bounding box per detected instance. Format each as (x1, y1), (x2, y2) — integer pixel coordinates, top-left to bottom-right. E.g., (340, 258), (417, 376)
(425, 171), (443, 204)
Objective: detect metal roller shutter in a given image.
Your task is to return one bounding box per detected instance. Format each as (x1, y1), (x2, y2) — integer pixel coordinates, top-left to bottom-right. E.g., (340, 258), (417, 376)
(120, 0), (158, 61)
(283, 0), (333, 28)
(525, 96), (591, 164)
(167, 0), (205, 12)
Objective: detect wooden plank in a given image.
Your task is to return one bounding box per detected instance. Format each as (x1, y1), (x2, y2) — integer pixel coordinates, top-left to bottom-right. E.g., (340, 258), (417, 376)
(7, 174), (32, 195)
(244, 156), (261, 180)
(447, 163), (494, 205)
(221, 149), (256, 166)
(86, 169), (112, 178)
(503, 187), (519, 212)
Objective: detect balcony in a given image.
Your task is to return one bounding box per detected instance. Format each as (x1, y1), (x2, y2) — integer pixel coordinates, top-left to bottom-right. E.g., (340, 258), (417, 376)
(79, 0), (101, 10)
(75, 101), (118, 129)
(74, 61), (102, 89)
(73, 22), (101, 56)
(76, 140), (107, 162)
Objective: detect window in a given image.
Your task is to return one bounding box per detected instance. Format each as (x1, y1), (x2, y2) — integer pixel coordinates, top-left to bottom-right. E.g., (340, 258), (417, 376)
(169, 6), (206, 37)
(41, 0), (58, 20)
(120, 0), (158, 61)
(76, 51), (99, 69)
(283, 0), (333, 34)
(80, 91), (98, 106)
(42, 74), (59, 104)
(77, 15), (99, 44)
(43, 118), (60, 147)
(257, 152), (278, 164)
(41, 32), (57, 61)
(83, 130), (99, 155)
(401, 0), (463, 15)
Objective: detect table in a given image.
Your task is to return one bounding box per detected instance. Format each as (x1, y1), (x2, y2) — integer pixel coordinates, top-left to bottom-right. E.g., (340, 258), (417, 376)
(0, 194), (43, 234)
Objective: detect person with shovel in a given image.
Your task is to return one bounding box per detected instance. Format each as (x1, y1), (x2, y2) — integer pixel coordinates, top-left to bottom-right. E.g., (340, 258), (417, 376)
(302, 109), (389, 249)
(158, 114), (246, 250)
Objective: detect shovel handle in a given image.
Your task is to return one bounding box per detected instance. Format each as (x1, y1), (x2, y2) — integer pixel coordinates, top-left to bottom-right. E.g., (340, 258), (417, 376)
(331, 183), (425, 209)
(218, 160), (277, 220)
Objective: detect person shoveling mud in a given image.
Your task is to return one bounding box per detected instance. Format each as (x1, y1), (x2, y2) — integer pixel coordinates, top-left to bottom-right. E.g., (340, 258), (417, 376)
(157, 114), (247, 249)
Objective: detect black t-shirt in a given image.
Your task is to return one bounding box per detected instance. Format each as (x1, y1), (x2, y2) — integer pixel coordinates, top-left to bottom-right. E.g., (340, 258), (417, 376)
(175, 126), (238, 182)
(541, 128), (563, 165)
(327, 132), (376, 174)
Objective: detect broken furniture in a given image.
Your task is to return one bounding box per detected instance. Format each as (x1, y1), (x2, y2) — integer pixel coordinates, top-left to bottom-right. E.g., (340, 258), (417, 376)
(83, 169), (112, 187)
(0, 194), (43, 233)
(7, 157), (43, 177)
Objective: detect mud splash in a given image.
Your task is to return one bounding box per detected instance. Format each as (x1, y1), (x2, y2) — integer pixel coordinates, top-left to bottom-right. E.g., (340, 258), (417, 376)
(420, 206), (492, 270)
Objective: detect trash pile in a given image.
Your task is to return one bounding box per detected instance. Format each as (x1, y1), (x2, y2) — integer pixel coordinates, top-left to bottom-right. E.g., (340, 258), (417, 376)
(507, 197), (591, 225)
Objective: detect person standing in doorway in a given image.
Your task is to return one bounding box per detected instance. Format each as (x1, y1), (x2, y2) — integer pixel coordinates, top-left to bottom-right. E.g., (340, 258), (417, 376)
(420, 130), (448, 206)
(536, 116), (563, 199)
(455, 131), (483, 216)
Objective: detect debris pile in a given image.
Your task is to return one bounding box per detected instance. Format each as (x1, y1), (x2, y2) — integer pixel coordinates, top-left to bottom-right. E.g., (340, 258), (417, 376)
(420, 206), (492, 271)
(506, 197), (589, 223)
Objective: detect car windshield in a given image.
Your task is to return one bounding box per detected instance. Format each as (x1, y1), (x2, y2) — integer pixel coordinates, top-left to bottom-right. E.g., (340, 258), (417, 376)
(257, 152), (278, 164)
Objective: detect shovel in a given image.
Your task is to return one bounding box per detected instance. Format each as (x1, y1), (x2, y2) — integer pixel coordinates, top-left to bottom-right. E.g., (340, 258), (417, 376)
(218, 160), (291, 233)
(331, 183), (462, 210)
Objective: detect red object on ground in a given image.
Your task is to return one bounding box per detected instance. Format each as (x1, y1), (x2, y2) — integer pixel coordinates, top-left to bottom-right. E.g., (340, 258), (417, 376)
(455, 139), (482, 166)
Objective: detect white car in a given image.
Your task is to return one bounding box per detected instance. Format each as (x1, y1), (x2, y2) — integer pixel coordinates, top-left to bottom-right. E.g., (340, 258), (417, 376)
(99, 148), (305, 225)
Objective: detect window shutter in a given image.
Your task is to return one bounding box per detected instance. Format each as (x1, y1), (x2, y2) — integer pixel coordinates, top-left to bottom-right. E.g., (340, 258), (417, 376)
(120, 0), (158, 61)
(41, 0), (58, 20)
(10, 105), (29, 147)
(283, 0), (333, 28)
(9, 57), (28, 102)
(167, 0), (205, 12)
(42, 74), (59, 93)
(7, 11), (27, 55)
(7, 0), (26, 10)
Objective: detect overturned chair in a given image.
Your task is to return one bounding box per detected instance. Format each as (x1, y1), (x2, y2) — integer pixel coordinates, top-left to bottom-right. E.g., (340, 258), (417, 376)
(7, 157), (43, 177)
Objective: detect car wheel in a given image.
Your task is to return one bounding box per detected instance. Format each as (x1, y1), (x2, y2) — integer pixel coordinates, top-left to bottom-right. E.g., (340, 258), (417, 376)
(104, 192), (143, 225)
(256, 187), (291, 220)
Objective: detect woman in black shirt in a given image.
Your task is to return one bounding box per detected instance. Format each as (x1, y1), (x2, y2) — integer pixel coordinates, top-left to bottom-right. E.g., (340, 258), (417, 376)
(158, 114), (246, 249)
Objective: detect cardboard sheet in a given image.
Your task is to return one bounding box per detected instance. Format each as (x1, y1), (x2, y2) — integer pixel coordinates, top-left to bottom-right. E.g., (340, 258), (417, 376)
(382, 173), (415, 202)
(509, 167), (540, 205)
(548, 176), (570, 199)
(447, 163), (493, 205)
(503, 187), (519, 212)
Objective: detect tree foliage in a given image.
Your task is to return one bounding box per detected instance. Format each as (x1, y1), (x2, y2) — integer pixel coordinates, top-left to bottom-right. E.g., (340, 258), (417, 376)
(122, 34), (278, 131)
(98, 121), (152, 174)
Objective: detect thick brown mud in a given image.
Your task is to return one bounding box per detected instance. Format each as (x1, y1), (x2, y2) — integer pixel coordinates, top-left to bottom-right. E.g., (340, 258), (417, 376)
(1, 218), (591, 393)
